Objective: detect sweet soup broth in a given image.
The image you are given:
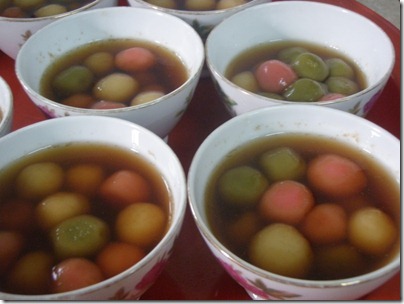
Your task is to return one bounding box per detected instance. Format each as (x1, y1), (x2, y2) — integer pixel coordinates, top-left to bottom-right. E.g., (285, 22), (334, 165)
(0, 143), (171, 295)
(1, 0), (94, 18)
(205, 134), (399, 280)
(40, 39), (187, 109)
(144, 0), (250, 11)
(225, 41), (367, 102)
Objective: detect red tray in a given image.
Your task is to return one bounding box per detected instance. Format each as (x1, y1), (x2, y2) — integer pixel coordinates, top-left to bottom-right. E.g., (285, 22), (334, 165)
(0, 0), (400, 300)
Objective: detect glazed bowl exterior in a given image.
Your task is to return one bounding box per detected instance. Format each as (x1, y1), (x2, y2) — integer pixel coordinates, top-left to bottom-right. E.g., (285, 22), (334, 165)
(0, 76), (13, 137)
(206, 1), (395, 117)
(127, 0), (268, 41)
(15, 6), (204, 139)
(0, 115), (187, 300)
(0, 0), (117, 59)
(187, 105), (400, 300)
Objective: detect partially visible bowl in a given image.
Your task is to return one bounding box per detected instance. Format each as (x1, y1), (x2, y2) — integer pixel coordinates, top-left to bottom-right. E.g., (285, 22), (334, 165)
(0, 76), (13, 137)
(127, 0), (267, 41)
(206, 1), (395, 117)
(15, 6), (204, 139)
(0, 115), (187, 300)
(188, 105), (400, 300)
(0, 0), (117, 60)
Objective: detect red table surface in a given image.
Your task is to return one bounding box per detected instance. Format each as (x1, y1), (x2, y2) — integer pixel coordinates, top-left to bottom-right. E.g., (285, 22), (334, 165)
(0, 0), (400, 300)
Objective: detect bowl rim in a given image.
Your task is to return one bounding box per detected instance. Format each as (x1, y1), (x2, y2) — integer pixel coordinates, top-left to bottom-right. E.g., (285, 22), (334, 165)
(187, 104), (400, 289)
(0, 115), (187, 300)
(14, 6), (205, 115)
(0, 76), (13, 130)
(0, 0), (107, 22)
(205, 0), (395, 107)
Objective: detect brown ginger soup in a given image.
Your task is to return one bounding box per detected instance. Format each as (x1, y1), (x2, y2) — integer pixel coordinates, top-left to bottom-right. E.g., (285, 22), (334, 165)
(0, 143), (171, 295)
(205, 133), (400, 280)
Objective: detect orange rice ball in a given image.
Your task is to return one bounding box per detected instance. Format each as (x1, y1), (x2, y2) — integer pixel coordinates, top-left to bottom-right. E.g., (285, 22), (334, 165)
(300, 203), (348, 245)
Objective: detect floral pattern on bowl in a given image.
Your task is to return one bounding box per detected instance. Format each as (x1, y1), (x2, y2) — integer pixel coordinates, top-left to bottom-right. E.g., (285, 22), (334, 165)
(108, 247), (173, 300)
(219, 260), (301, 300)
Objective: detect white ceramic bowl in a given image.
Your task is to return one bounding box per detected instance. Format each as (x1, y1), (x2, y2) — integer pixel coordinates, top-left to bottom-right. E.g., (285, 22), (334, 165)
(0, 115), (187, 300)
(206, 1), (395, 117)
(0, 0), (117, 60)
(15, 6), (204, 139)
(188, 105), (400, 300)
(0, 76), (13, 137)
(127, 0), (267, 41)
